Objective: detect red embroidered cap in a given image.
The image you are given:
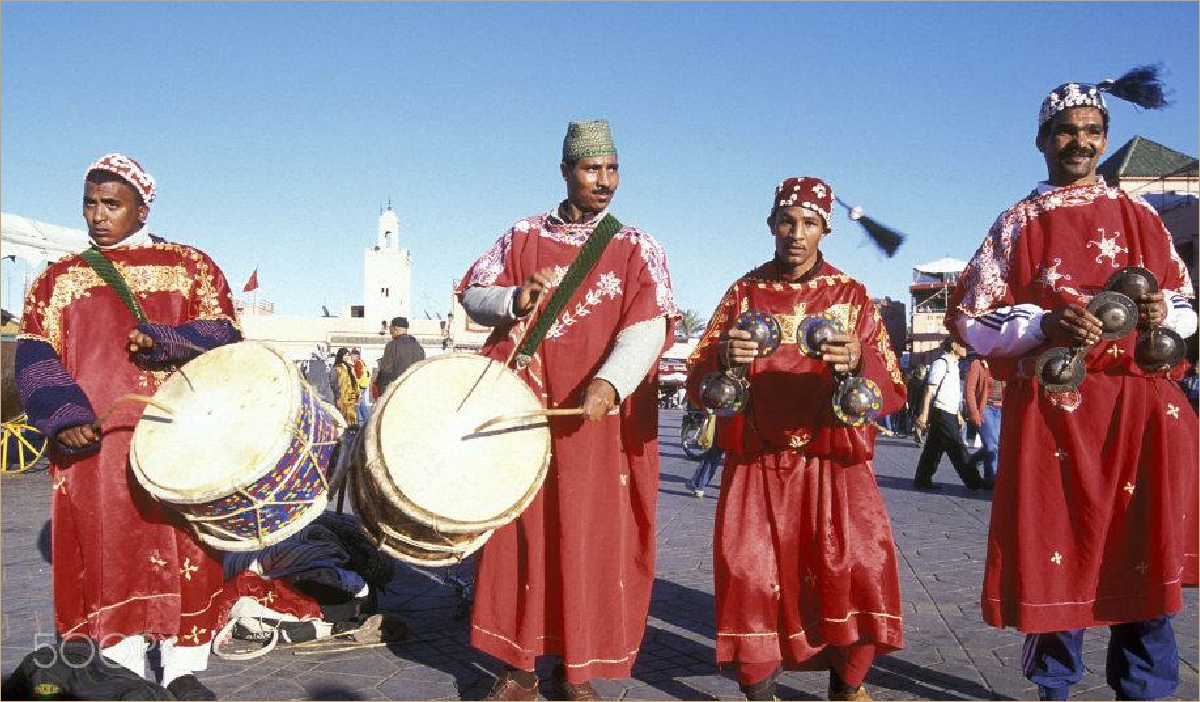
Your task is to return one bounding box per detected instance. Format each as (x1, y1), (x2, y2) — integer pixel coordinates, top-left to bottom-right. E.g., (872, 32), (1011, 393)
(86, 153), (157, 208)
(772, 177), (834, 230)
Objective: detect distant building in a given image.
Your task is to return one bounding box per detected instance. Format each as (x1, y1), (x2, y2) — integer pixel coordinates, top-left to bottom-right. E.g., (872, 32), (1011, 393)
(872, 296), (907, 357)
(908, 257), (966, 357)
(1097, 135), (1198, 290)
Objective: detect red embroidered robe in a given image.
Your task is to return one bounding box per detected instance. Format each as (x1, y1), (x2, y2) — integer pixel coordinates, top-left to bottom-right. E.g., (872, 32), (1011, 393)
(686, 259), (907, 669)
(19, 243), (238, 644)
(948, 181), (1198, 632)
(456, 211), (678, 682)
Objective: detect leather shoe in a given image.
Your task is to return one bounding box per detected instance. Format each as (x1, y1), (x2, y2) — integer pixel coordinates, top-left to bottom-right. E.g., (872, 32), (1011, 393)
(738, 666), (781, 701)
(485, 669), (539, 701)
(549, 664), (600, 700)
(166, 675), (216, 701)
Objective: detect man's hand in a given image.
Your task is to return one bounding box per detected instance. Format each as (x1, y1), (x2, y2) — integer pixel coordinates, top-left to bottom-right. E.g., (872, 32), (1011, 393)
(515, 267), (559, 316)
(819, 333), (862, 374)
(1041, 304), (1103, 346)
(1136, 290), (1168, 328)
(57, 423), (101, 449)
(127, 329), (155, 354)
(913, 415), (928, 433)
(719, 328), (759, 369)
(581, 378), (617, 421)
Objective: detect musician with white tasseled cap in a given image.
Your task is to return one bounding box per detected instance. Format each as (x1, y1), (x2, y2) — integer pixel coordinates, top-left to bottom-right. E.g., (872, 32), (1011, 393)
(948, 66), (1198, 701)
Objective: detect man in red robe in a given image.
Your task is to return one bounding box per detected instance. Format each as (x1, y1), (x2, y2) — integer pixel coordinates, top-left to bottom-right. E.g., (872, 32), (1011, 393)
(947, 76), (1198, 700)
(456, 120), (679, 700)
(687, 177), (907, 701)
(15, 154), (246, 700)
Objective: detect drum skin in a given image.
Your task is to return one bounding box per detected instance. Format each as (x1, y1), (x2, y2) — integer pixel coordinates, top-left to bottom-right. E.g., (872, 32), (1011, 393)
(130, 342), (345, 551)
(352, 353), (550, 565)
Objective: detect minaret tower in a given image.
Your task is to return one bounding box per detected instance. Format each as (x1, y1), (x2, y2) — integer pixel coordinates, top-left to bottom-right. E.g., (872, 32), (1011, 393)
(363, 200), (411, 330)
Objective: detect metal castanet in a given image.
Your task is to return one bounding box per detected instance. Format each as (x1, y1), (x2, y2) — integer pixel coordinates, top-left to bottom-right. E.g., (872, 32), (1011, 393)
(1135, 326), (1186, 372)
(1036, 267), (1152, 391)
(699, 312), (782, 416)
(830, 374), (884, 427)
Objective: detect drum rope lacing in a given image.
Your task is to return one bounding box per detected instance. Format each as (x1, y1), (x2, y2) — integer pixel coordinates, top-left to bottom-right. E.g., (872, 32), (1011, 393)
(182, 390), (339, 546)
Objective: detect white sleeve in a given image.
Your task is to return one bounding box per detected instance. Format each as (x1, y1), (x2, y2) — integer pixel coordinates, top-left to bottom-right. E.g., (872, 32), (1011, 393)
(1163, 290), (1198, 339)
(460, 286), (520, 327)
(594, 317), (668, 402)
(955, 304), (1049, 357)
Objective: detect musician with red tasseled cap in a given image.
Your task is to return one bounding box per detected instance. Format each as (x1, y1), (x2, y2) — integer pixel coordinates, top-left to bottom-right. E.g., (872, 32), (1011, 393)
(947, 66), (1198, 700)
(686, 176), (908, 701)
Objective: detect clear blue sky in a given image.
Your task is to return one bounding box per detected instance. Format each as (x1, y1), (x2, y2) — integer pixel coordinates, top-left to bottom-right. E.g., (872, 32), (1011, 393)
(3, 2), (1197, 322)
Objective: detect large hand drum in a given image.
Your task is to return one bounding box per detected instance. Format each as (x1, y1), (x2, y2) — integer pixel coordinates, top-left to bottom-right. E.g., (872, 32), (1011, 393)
(131, 342), (346, 551)
(352, 353), (550, 566)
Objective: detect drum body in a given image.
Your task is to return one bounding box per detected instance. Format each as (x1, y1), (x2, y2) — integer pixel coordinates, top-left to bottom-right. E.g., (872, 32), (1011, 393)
(353, 353), (550, 566)
(131, 342), (345, 551)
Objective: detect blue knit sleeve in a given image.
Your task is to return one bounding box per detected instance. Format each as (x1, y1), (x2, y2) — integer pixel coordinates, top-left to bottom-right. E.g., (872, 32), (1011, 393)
(14, 338), (99, 456)
(134, 320), (242, 364)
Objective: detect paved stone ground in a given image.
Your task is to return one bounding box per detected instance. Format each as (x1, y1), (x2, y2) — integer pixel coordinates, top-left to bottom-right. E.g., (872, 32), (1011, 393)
(2, 409), (1196, 700)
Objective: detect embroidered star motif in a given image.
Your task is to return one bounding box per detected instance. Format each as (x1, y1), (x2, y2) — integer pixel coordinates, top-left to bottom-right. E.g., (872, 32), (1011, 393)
(1106, 346), (1125, 357)
(1086, 228), (1129, 268)
(52, 476), (67, 494)
(1123, 483), (1136, 496)
(1134, 562), (1149, 575)
(179, 558), (199, 581)
(182, 625), (207, 644)
(1166, 404), (1180, 419)
(259, 592), (276, 604)
(812, 183), (827, 198)
(1050, 552), (1063, 565)
(149, 554), (167, 568)
(804, 569), (817, 587)
(1038, 258), (1070, 291)
(1054, 449), (1068, 460)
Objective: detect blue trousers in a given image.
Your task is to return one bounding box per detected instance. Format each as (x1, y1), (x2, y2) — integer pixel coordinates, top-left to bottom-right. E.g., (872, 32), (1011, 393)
(977, 404), (1001, 480)
(687, 449), (723, 491)
(1022, 617), (1178, 700)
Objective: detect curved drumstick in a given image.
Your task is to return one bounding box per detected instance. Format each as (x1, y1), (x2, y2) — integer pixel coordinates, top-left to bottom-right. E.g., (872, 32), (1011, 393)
(472, 408), (584, 433)
(97, 394), (176, 426)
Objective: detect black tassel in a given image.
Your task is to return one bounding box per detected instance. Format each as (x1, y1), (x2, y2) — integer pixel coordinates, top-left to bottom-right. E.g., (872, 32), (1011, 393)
(857, 215), (905, 257)
(1099, 64), (1169, 110)
(835, 197), (906, 257)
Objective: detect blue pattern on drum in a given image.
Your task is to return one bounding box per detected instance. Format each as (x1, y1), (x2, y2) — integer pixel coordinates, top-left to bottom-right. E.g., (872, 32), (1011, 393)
(185, 383), (339, 543)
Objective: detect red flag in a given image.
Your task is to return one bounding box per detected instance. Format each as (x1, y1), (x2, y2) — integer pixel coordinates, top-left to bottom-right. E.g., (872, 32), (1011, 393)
(243, 268), (259, 293)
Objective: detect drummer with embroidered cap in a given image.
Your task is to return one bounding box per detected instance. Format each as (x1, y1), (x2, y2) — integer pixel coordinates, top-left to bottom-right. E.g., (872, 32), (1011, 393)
(14, 153), (243, 700)
(456, 120), (680, 700)
(947, 66), (1198, 701)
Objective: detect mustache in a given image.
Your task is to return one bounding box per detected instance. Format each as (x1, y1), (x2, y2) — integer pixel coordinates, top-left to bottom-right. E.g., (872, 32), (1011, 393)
(1060, 147), (1096, 159)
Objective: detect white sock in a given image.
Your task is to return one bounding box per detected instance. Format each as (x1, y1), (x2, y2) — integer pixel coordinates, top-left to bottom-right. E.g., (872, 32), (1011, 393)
(159, 636), (210, 687)
(99, 634), (148, 679)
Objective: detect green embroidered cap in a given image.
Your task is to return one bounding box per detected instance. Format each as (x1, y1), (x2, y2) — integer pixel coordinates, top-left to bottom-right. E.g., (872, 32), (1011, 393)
(562, 119), (617, 161)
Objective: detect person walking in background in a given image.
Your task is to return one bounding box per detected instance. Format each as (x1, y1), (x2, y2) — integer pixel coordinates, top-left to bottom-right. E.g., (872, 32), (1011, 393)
(964, 356), (1003, 485)
(685, 445), (723, 498)
(912, 339), (985, 491)
(332, 347), (360, 427)
(375, 316), (425, 394)
(350, 348), (371, 424)
(906, 365), (927, 445)
(948, 69), (1197, 700)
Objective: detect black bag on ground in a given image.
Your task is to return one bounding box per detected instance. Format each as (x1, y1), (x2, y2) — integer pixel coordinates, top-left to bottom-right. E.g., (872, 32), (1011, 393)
(1, 641), (172, 700)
